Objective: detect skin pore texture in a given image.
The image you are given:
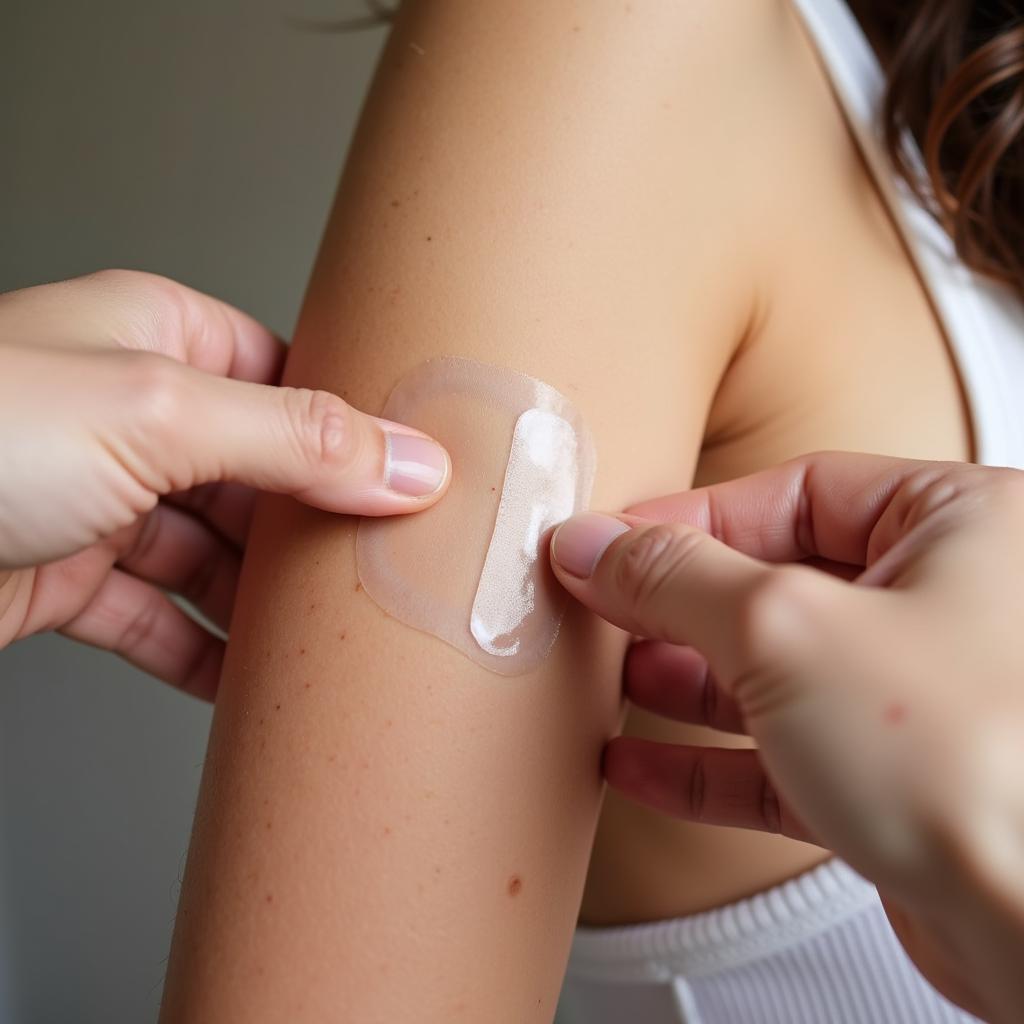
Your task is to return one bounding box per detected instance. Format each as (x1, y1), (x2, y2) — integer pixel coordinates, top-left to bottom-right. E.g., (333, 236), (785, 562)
(160, 1), (971, 1020)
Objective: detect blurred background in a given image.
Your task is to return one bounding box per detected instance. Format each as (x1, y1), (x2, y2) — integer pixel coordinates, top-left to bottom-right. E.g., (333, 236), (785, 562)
(0, 3), (386, 1020)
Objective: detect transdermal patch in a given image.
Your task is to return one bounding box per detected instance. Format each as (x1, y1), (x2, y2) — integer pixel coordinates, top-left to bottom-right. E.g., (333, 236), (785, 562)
(356, 357), (596, 676)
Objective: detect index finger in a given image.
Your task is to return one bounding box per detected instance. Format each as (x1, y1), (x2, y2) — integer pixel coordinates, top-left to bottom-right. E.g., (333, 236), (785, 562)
(628, 452), (956, 568)
(100, 270), (289, 384)
(1, 269), (287, 385)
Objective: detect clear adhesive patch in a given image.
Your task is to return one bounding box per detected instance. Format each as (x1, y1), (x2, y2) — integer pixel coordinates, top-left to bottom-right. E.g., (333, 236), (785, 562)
(356, 357), (596, 676)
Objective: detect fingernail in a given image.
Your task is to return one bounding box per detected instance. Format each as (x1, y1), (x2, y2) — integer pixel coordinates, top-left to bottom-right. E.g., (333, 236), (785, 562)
(385, 433), (449, 497)
(552, 512), (630, 578)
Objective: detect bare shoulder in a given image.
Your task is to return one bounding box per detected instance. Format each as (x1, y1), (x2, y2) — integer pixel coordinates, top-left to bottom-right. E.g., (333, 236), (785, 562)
(695, 0), (973, 477)
(313, 0), (807, 443)
(378, 0), (800, 144)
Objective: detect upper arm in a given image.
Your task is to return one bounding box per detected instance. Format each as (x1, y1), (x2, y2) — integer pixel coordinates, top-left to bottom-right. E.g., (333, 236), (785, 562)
(292, 0), (765, 463)
(161, 3), (770, 1021)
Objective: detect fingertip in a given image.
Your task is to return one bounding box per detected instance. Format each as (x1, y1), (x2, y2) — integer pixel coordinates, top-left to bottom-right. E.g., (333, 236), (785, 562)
(180, 642), (224, 703)
(623, 637), (659, 682)
(622, 642), (664, 710)
(550, 512), (631, 580)
(624, 640), (704, 696)
(285, 400), (452, 516)
(601, 736), (629, 789)
(602, 736), (650, 793)
(383, 429), (451, 501)
(622, 640), (658, 704)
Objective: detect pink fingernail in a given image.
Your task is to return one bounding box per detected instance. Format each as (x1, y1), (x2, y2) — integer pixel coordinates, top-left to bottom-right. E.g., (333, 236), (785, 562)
(385, 433), (449, 497)
(552, 512), (630, 578)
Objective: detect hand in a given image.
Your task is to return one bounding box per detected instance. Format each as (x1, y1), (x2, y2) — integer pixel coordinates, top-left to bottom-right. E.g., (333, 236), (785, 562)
(0, 271), (450, 699)
(550, 452), (1024, 1024)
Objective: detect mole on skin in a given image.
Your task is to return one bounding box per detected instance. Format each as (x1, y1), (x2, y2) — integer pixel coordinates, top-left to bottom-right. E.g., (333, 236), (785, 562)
(884, 702), (908, 725)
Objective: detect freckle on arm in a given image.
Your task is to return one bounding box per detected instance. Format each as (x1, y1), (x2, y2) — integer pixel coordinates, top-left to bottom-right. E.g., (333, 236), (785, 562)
(884, 702), (908, 725)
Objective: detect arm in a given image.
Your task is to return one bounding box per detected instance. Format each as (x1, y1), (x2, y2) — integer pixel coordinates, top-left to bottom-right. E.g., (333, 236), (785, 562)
(160, 2), (770, 1019)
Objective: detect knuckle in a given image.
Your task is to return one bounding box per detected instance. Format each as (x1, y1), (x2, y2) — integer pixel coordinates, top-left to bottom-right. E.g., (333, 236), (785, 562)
(736, 566), (820, 662)
(729, 567), (828, 718)
(93, 268), (184, 327)
(124, 352), (188, 440)
(85, 268), (157, 293)
(876, 466), (1024, 567)
(88, 269), (188, 350)
(283, 388), (359, 471)
(95, 268), (182, 307)
(897, 464), (1008, 532)
(613, 525), (704, 638)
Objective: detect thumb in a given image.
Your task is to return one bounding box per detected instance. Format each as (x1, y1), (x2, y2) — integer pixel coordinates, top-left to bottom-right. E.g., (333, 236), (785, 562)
(550, 512), (833, 684)
(126, 356), (450, 515)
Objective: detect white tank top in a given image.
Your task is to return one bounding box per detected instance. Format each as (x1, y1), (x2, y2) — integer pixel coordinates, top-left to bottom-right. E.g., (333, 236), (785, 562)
(559, 2), (1019, 1021)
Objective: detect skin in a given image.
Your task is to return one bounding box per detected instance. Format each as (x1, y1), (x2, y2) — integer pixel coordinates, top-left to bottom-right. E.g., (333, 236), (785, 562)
(581, 0), (973, 924)
(549, 452), (1024, 1024)
(161, 0), (970, 1019)
(0, 270), (448, 698)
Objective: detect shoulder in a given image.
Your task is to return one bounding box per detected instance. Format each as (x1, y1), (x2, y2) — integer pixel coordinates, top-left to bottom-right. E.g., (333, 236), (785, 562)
(384, 0), (795, 101)
(372, 0), (803, 268)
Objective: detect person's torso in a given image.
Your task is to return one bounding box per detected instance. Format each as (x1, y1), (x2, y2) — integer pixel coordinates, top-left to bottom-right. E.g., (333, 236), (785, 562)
(583, 0), (1022, 927)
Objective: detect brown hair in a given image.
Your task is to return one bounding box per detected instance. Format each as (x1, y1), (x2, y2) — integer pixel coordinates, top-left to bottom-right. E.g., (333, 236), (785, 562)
(850, 0), (1024, 298)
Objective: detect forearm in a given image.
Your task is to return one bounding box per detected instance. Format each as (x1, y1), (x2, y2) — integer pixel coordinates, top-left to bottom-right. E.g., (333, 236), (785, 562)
(162, 508), (621, 1021)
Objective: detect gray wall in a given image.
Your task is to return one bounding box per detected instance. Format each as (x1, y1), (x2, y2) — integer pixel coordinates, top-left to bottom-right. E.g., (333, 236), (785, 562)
(0, 4), (384, 1021)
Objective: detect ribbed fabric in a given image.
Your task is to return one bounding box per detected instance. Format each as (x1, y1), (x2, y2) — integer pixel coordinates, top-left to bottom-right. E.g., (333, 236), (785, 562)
(567, 860), (877, 984)
(558, 0), (1024, 1020)
(559, 860), (979, 1023)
